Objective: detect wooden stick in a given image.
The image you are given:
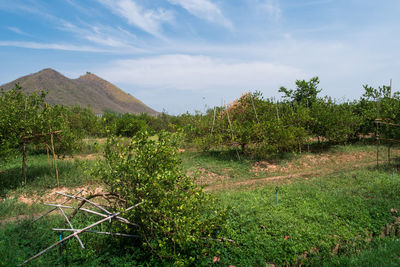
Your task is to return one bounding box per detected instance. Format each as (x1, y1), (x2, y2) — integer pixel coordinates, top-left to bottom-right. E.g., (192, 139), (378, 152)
(43, 203), (138, 227)
(31, 190), (84, 224)
(211, 107), (216, 134)
(69, 193), (126, 221)
(56, 192), (111, 215)
(250, 94), (259, 123)
(225, 105), (241, 161)
(22, 141), (27, 185)
(19, 203), (142, 266)
(50, 133), (59, 188)
(52, 228), (142, 238)
(58, 207), (85, 249)
(23, 99), (27, 185)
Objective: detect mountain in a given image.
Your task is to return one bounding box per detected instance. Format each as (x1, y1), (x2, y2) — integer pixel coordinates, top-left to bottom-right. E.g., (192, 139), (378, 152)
(0, 68), (158, 115)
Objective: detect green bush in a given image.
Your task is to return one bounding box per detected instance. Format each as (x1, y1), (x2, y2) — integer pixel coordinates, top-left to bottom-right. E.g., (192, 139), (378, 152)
(93, 131), (226, 264)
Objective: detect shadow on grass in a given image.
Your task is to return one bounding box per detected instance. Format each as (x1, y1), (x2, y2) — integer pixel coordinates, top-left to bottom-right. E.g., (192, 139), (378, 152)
(0, 158), (89, 197)
(365, 156), (400, 174)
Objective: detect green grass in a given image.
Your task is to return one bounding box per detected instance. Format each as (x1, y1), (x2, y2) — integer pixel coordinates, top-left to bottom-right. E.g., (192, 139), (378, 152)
(315, 237), (400, 266)
(3, 145), (400, 266)
(0, 154), (98, 197)
(0, 199), (45, 220)
(181, 150), (255, 180)
(209, 168), (400, 266)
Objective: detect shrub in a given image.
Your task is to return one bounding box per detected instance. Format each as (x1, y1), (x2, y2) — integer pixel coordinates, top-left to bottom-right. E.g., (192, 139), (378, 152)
(93, 131), (226, 264)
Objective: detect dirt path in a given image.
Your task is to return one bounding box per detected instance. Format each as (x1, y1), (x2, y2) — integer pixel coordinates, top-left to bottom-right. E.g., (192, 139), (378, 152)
(205, 159), (379, 191)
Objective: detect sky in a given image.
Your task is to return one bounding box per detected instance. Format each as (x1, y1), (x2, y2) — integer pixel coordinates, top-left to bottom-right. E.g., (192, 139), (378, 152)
(1, 0), (399, 114)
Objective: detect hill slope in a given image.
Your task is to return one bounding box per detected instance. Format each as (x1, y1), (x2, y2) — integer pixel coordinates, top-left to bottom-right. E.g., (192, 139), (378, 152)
(0, 68), (158, 115)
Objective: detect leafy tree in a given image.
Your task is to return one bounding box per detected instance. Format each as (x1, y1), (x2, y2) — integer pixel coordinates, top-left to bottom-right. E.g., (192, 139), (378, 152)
(93, 131), (225, 264)
(0, 85), (80, 184)
(279, 77), (321, 107)
(116, 113), (148, 137)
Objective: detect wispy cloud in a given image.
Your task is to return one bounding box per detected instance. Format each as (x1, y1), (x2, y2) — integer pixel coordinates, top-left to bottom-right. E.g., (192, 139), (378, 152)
(287, 0), (333, 8)
(96, 0), (173, 38)
(6, 26), (31, 36)
(59, 21), (145, 52)
(167, 0), (232, 29)
(260, 0), (282, 22)
(0, 41), (108, 52)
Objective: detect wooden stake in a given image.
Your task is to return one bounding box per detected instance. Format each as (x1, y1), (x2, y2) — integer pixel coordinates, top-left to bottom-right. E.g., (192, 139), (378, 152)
(211, 107), (216, 134)
(22, 141), (27, 185)
(225, 105), (241, 161)
(23, 98), (27, 185)
(50, 133), (60, 188)
(250, 94), (259, 123)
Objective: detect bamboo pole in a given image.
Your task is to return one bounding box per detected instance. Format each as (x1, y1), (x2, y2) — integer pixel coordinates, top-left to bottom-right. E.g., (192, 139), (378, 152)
(58, 207), (85, 249)
(55, 192), (136, 226)
(225, 105), (241, 161)
(23, 98), (27, 185)
(22, 141), (27, 185)
(31, 190), (84, 224)
(43, 203), (138, 227)
(211, 107), (216, 134)
(19, 203), (142, 266)
(50, 133), (60, 188)
(52, 228), (141, 238)
(250, 94), (259, 123)
(56, 192), (112, 215)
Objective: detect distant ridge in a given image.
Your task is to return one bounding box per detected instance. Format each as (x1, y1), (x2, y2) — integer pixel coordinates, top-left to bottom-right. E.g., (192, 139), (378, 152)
(0, 68), (158, 115)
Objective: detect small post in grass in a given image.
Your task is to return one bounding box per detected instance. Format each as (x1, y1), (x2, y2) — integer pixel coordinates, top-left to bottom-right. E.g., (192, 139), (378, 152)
(58, 231), (63, 257)
(276, 187), (279, 206)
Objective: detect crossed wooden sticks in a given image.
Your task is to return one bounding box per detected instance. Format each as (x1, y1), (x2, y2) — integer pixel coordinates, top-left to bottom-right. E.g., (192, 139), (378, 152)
(20, 191), (142, 266)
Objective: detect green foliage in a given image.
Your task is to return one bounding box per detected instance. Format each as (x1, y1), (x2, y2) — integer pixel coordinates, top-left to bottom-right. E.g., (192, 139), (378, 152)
(0, 154), (96, 197)
(0, 85), (47, 157)
(212, 169), (400, 266)
(311, 99), (361, 143)
(93, 131), (226, 264)
(279, 76), (321, 107)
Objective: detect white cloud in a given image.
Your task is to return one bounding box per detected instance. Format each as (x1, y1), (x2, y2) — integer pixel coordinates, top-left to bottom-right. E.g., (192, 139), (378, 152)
(260, 0), (282, 22)
(167, 0), (232, 29)
(6, 26), (31, 36)
(0, 41), (108, 52)
(97, 0), (173, 37)
(59, 21), (146, 52)
(97, 54), (306, 93)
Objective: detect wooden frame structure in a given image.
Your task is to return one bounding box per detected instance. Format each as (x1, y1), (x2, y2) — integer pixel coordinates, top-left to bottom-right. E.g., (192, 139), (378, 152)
(20, 191), (142, 266)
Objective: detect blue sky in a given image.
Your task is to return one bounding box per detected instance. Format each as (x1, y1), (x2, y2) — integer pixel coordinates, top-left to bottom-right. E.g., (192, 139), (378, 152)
(1, 0), (399, 114)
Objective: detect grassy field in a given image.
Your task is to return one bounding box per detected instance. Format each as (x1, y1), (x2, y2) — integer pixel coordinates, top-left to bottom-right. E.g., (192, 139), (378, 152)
(1, 143), (400, 265)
